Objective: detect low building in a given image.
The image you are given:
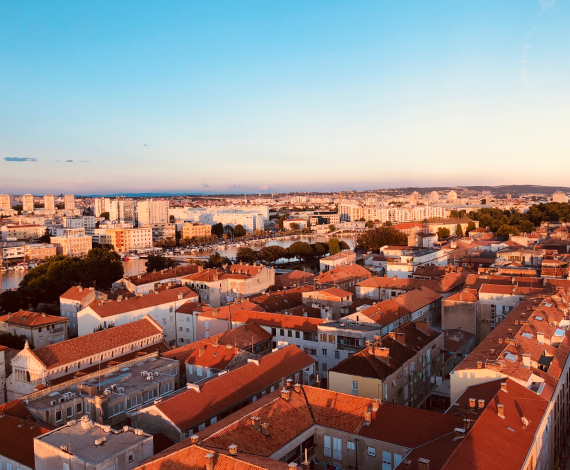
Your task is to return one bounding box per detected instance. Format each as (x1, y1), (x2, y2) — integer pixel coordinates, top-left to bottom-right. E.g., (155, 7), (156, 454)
(24, 244), (57, 261)
(115, 265), (201, 295)
(319, 250), (357, 272)
(1, 224), (45, 241)
(106, 227), (153, 253)
(0, 310), (68, 348)
(131, 345), (316, 443)
(6, 316), (164, 401)
(181, 223), (211, 239)
(50, 232), (92, 257)
(59, 286), (99, 337)
(301, 287), (353, 320)
(34, 417), (153, 470)
(314, 264), (372, 294)
(0, 413), (52, 470)
(328, 321), (444, 408)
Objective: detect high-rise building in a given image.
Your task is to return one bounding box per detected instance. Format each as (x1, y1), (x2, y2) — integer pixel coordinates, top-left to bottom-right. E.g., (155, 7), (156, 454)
(137, 199), (169, 225)
(44, 194), (55, 211)
(64, 194), (75, 211)
(22, 194), (34, 212)
(429, 191), (440, 203)
(553, 191), (568, 203)
(447, 190), (458, 203)
(0, 194), (11, 211)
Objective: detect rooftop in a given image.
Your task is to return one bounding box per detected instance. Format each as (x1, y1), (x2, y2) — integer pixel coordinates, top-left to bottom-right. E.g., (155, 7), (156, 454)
(0, 414), (53, 469)
(0, 310), (68, 327)
(127, 265), (201, 286)
(60, 285), (96, 302)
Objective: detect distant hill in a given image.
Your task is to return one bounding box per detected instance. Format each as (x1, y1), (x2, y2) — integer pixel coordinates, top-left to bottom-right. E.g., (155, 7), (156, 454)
(389, 185), (570, 195)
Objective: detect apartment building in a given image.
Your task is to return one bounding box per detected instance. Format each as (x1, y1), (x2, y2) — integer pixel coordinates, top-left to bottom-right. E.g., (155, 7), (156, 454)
(106, 227), (153, 252)
(64, 194), (75, 211)
(77, 286), (198, 345)
(34, 418), (153, 470)
(0, 310), (68, 348)
(115, 264), (201, 294)
(24, 352), (178, 428)
(132, 345), (315, 443)
(43, 194), (55, 212)
(319, 250), (356, 272)
(25, 243), (57, 261)
(301, 287), (352, 320)
(0, 194), (11, 211)
(314, 264), (372, 294)
(450, 291), (570, 470)
(6, 316), (164, 400)
(339, 201), (447, 223)
(50, 230), (92, 257)
(181, 222), (211, 239)
(137, 199), (169, 225)
(441, 288), (481, 340)
(1, 224), (45, 241)
(329, 321), (444, 408)
(23, 194), (34, 212)
(59, 285), (99, 336)
(143, 223), (176, 243)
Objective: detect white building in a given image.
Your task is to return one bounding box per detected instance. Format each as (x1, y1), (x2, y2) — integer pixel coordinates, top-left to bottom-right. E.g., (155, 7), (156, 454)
(64, 194), (75, 211)
(0, 194), (10, 211)
(44, 194), (55, 211)
(137, 199), (169, 225)
(23, 194), (34, 212)
(552, 191), (568, 203)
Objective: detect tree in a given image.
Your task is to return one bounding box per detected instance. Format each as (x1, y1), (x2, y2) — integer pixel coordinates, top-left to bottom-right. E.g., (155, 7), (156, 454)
(100, 211), (110, 220)
(234, 225), (247, 237)
(329, 224), (336, 232)
(311, 243), (327, 258)
(385, 221), (393, 226)
(365, 221), (374, 228)
(339, 240), (350, 250)
(84, 247), (124, 289)
(288, 241), (315, 263)
(437, 227), (451, 239)
(224, 225), (235, 236)
(450, 210), (459, 219)
(329, 238), (341, 255)
(0, 333), (28, 350)
(146, 254), (178, 272)
(356, 227), (407, 251)
(289, 223), (300, 231)
(38, 228), (51, 243)
(212, 223), (224, 238)
(169, 215), (175, 223)
(0, 290), (24, 313)
(466, 221), (477, 234)
(236, 247), (258, 264)
(496, 224), (520, 240)
(206, 252), (231, 269)
(259, 245), (289, 265)
(456, 224), (464, 237)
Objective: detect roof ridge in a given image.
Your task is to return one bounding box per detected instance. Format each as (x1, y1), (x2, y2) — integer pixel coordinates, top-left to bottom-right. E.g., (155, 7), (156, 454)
(300, 385), (317, 425)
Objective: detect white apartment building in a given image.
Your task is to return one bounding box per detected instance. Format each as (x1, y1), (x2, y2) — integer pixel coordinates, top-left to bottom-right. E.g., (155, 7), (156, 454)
(0, 194), (10, 211)
(339, 202), (448, 223)
(169, 205), (269, 232)
(137, 199), (169, 225)
(23, 194), (35, 212)
(95, 197), (137, 223)
(44, 194), (55, 211)
(1, 224), (45, 241)
(64, 194), (75, 211)
(106, 227), (153, 252)
(50, 229), (92, 257)
(77, 286), (198, 346)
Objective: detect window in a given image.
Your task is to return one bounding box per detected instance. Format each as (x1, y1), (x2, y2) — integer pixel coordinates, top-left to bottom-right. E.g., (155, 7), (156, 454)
(280, 329), (284, 336)
(352, 381), (358, 391)
(324, 435), (332, 457)
(198, 423), (206, 431)
(111, 402), (125, 416)
(128, 455), (134, 463)
(322, 349), (327, 356)
(367, 447), (376, 457)
(211, 416), (217, 425)
(63, 464), (69, 470)
(382, 451), (392, 470)
(66, 406), (73, 418)
(162, 382), (173, 394)
(188, 365), (193, 374)
(328, 335), (334, 343)
(288, 330), (292, 337)
(197, 366), (203, 377)
(295, 331), (300, 339)
(347, 441), (355, 451)
(322, 363), (327, 371)
(86, 402), (91, 414)
(271, 328), (276, 336)
(335, 350), (340, 359)
(76, 403), (82, 414)
(333, 437), (342, 460)
(56, 410), (62, 422)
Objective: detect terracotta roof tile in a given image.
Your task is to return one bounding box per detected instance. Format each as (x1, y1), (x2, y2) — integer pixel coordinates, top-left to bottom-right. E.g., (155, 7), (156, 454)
(0, 310), (67, 327)
(274, 271), (315, 289)
(0, 414), (53, 469)
(60, 285), (96, 301)
(127, 265), (201, 286)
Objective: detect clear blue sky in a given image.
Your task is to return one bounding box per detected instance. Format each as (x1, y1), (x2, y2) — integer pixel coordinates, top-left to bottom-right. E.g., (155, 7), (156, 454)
(1, 0), (569, 195)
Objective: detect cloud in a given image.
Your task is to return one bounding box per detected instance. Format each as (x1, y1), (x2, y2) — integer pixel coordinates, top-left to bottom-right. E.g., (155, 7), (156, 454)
(4, 157), (37, 162)
(540, 0), (555, 10)
(226, 184), (240, 188)
(80, 160), (90, 163)
(521, 43), (531, 87)
(202, 183), (210, 188)
(66, 159), (74, 163)
(260, 185), (270, 191)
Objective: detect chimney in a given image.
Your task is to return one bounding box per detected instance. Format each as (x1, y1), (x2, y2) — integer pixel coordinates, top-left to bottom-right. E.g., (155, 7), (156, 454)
(80, 415), (92, 430)
(417, 458), (430, 470)
(286, 379), (293, 388)
(302, 448), (310, 470)
(522, 355), (531, 369)
(261, 422), (269, 436)
(396, 332), (405, 345)
(469, 398), (476, 408)
(178, 293), (183, 300)
(477, 361), (483, 369)
(374, 347), (390, 364)
(364, 411), (372, 423)
(402, 460), (412, 470)
(190, 435), (200, 444)
(389, 332), (396, 340)
(288, 464), (298, 470)
(497, 404), (505, 419)
(281, 389), (291, 401)
(372, 399), (380, 411)
(501, 382), (508, 392)
(294, 383), (301, 393)
(249, 416), (261, 431)
(205, 453), (215, 470)
(229, 444), (237, 456)
(537, 332), (544, 344)
(478, 399), (485, 409)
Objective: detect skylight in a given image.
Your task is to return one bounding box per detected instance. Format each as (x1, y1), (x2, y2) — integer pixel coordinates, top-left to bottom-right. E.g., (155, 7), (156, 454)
(535, 316), (543, 321)
(505, 352), (518, 362)
(521, 332), (533, 340)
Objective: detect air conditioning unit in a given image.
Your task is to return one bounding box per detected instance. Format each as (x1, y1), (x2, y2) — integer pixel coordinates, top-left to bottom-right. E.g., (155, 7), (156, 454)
(154, 372), (159, 376)
(118, 387), (125, 393)
(69, 392), (76, 398)
(59, 398), (65, 403)
(50, 400), (56, 406)
(147, 376), (154, 381)
(141, 371), (147, 376)
(104, 388), (111, 395)
(111, 384), (117, 390)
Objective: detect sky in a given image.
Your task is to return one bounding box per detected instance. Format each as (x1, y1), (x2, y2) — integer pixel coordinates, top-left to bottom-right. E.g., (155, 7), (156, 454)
(1, 0), (569, 195)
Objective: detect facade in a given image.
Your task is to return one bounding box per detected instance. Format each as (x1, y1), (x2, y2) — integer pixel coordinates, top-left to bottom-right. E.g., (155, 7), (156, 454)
(137, 200), (169, 226)
(64, 194), (75, 211)
(50, 232), (92, 257)
(0, 311), (68, 348)
(77, 286), (198, 346)
(181, 222), (211, 239)
(2, 224), (45, 241)
(34, 417), (153, 470)
(6, 316), (164, 401)
(23, 194), (35, 212)
(0, 413), (52, 470)
(552, 190), (568, 203)
(0, 194), (11, 211)
(60, 286), (99, 336)
(116, 264), (201, 295)
(43, 194), (55, 212)
(319, 250), (357, 272)
(441, 288), (481, 340)
(314, 264), (372, 294)
(25, 244), (57, 261)
(301, 288), (352, 320)
(106, 227), (153, 252)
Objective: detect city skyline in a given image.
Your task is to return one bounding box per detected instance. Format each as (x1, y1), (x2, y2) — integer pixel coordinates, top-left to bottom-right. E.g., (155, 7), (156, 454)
(1, 0), (569, 194)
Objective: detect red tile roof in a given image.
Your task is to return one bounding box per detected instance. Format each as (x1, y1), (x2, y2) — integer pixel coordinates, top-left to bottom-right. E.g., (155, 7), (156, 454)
(233, 310), (324, 332)
(274, 271), (315, 288)
(186, 343), (239, 369)
(356, 299), (409, 327)
(0, 399), (35, 420)
(32, 316), (163, 369)
(0, 310), (67, 327)
(315, 264), (371, 285)
(127, 265), (201, 285)
(304, 287), (352, 300)
(60, 285), (96, 301)
(393, 286), (441, 312)
(445, 288), (479, 303)
(152, 345), (315, 431)
(86, 286), (198, 318)
(0, 414), (53, 469)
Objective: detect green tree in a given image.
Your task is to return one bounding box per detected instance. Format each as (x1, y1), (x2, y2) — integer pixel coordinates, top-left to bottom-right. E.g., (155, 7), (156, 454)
(84, 248), (124, 289)
(456, 224), (464, 237)
(356, 227), (406, 251)
(365, 221), (374, 228)
(146, 254), (178, 272)
(328, 224), (336, 232)
(329, 238), (341, 255)
(206, 252), (231, 269)
(496, 224), (520, 240)
(38, 228), (52, 243)
(437, 227), (451, 239)
(224, 225), (235, 236)
(169, 215), (175, 223)
(311, 243), (327, 258)
(211, 222), (224, 238)
(450, 210), (459, 219)
(0, 290), (24, 313)
(100, 211), (110, 220)
(466, 221), (477, 234)
(234, 224), (247, 237)
(289, 223), (300, 231)
(0, 333), (28, 350)
(385, 221), (393, 226)
(288, 241), (315, 263)
(339, 240), (350, 250)
(236, 247), (258, 264)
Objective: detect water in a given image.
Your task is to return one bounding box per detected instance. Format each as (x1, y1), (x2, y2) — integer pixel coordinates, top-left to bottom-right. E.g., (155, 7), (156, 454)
(1, 233), (357, 291)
